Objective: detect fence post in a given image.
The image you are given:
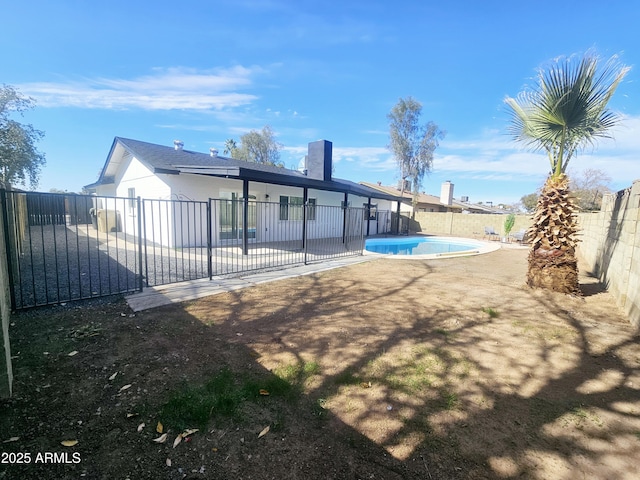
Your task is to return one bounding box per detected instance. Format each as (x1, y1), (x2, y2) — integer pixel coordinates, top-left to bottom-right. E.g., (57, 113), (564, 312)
(207, 198), (212, 280)
(0, 190), (16, 310)
(0, 187), (14, 396)
(141, 200), (149, 287)
(136, 196), (144, 292)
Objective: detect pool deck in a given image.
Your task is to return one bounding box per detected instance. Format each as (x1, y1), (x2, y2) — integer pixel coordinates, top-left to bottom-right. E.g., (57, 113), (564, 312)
(126, 255), (375, 312)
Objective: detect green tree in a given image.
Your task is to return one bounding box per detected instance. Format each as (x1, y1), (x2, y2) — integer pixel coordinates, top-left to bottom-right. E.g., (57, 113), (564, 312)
(388, 97), (445, 213)
(0, 85), (46, 188)
(520, 193), (539, 213)
(235, 125), (283, 166)
(505, 53), (629, 293)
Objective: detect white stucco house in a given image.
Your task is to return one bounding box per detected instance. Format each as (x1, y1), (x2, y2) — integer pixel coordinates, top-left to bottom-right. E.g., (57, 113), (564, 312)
(85, 137), (402, 249)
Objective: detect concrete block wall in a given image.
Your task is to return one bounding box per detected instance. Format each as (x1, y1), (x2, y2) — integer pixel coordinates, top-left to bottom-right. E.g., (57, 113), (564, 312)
(413, 211), (531, 239)
(0, 186), (13, 397)
(576, 180), (640, 328)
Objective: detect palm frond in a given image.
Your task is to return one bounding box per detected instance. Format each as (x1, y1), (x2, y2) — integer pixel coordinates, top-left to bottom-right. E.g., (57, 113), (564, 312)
(505, 53), (629, 176)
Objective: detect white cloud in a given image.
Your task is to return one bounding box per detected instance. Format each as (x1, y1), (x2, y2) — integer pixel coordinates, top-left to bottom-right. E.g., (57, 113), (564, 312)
(435, 116), (640, 186)
(19, 66), (262, 110)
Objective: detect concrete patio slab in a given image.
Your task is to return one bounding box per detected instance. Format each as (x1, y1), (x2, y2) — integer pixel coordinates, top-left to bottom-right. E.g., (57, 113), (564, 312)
(126, 256), (374, 312)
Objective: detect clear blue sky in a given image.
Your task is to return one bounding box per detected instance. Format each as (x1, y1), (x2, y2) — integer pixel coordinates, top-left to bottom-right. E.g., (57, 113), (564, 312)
(3, 0), (639, 205)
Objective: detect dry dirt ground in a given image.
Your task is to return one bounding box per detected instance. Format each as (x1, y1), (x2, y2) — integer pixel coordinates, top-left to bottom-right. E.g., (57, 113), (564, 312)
(2, 247), (640, 479)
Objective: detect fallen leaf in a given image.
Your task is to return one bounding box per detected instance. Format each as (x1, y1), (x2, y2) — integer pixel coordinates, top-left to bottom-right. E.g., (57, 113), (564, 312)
(61, 440), (78, 447)
(258, 426), (270, 438)
(108, 372), (118, 381)
(182, 428), (199, 437)
(137, 423), (145, 432)
(166, 458), (172, 466)
(67, 351), (79, 357)
(126, 413), (138, 418)
(119, 384), (132, 392)
(212, 447), (218, 452)
(153, 433), (168, 443)
(3, 437), (19, 443)
(259, 389), (270, 396)
(156, 421), (163, 433)
(173, 434), (183, 448)
(360, 381), (372, 389)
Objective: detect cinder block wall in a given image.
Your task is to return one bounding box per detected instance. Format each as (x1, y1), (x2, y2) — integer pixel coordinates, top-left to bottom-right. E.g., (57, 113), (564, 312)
(576, 180), (640, 328)
(0, 187), (13, 396)
(413, 211), (531, 238)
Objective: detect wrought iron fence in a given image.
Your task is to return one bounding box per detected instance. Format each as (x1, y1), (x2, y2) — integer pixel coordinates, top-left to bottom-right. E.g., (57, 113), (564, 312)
(2, 191), (142, 309)
(1, 190), (367, 309)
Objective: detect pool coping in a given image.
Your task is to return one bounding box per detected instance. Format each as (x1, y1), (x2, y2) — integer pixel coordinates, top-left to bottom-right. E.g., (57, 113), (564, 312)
(363, 235), (501, 260)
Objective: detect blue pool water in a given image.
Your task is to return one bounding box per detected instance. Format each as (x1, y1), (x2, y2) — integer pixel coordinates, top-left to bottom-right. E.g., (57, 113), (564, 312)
(365, 236), (481, 256)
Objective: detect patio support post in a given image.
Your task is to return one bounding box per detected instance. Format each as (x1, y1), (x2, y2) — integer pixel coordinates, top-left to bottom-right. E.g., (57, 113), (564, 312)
(302, 187), (308, 250)
(396, 200), (401, 234)
(342, 192), (348, 244)
(366, 197), (372, 237)
(242, 179), (249, 256)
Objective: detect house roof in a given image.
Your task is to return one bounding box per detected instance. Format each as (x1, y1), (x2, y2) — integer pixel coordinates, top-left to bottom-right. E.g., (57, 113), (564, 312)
(359, 182), (509, 214)
(86, 137), (403, 202)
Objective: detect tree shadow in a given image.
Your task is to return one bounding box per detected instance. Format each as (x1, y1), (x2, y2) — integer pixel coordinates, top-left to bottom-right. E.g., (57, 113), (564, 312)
(3, 249), (639, 479)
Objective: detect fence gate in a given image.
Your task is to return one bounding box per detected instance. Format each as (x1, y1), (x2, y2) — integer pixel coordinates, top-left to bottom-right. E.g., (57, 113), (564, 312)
(1, 190), (367, 310)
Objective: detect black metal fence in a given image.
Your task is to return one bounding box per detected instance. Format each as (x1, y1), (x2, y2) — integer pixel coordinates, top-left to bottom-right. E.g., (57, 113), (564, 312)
(1, 190), (368, 309)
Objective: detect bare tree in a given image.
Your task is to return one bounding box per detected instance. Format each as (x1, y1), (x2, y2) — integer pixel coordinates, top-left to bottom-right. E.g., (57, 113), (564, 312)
(569, 168), (612, 211)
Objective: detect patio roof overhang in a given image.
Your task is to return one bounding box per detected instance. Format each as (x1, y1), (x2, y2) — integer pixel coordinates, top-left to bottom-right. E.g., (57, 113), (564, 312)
(171, 166), (402, 202)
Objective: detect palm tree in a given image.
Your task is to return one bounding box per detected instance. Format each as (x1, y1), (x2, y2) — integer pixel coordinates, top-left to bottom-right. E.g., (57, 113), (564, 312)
(223, 138), (238, 157)
(505, 53), (629, 293)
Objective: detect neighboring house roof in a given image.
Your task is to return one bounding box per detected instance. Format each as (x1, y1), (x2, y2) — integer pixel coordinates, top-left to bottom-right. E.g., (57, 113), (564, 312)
(359, 182), (463, 211)
(86, 137), (402, 202)
(359, 181), (509, 214)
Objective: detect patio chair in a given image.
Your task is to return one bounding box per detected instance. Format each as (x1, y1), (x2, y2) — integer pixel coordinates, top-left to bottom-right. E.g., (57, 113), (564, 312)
(484, 226), (499, 241)
(509, 228), (527, 243)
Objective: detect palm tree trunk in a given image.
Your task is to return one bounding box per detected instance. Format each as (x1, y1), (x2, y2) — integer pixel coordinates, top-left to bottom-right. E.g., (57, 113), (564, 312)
(526, 174), (580, 294)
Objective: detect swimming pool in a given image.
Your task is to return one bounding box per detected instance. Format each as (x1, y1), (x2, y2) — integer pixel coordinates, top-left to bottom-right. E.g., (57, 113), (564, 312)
(365, 236), (493, 257)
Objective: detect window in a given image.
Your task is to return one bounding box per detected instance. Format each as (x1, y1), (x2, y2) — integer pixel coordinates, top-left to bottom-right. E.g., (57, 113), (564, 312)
(279, 196), (315, 221)
(307, 198), (316, 221)
(128, 188), (136, 213)
(279, 196), (289, 221)
(364, 203), (377, 220)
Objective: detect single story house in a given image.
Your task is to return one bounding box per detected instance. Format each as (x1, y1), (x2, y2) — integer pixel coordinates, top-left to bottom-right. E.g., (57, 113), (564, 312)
(85, 137), (403, 248)
(360, 181), (463, 213)
(360, 181), (508, 215)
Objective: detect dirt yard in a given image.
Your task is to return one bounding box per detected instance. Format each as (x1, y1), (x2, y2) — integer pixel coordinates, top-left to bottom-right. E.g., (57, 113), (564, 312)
(2, 247), (639, 479)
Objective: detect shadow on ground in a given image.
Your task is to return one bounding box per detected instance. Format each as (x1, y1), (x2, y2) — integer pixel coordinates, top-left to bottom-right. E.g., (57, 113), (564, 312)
(2, 248), (639, 479)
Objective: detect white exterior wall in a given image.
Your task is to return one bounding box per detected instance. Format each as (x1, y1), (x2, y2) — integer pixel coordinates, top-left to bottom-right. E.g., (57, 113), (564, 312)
(115, 157), (173, 246)
(104, 158), (394, 247)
